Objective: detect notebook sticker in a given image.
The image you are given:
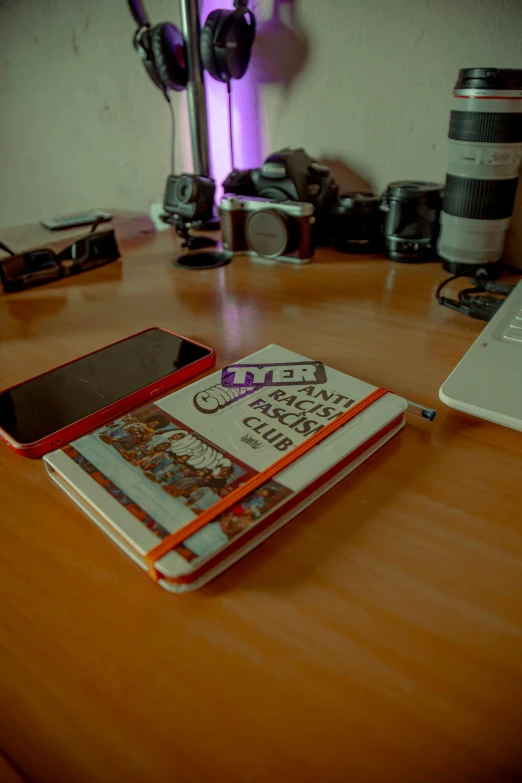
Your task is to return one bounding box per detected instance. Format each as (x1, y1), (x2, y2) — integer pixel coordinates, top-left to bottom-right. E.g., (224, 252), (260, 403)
(221, 361), (326, 388)
(192, 383), (257, 415)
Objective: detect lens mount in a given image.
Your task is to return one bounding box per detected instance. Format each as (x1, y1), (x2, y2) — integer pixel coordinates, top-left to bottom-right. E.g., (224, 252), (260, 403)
(245, 209), (288, 258)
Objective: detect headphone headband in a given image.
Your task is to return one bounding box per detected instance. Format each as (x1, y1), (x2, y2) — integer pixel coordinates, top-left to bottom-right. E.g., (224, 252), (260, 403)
(128, 0), (250, 28)
(127, 0), (150, 29)
(128, 0), (255, 94)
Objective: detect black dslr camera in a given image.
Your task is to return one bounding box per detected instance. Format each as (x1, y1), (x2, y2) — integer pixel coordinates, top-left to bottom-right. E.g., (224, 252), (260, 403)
(163, 174), (216, 224)
(223, 148), (338, 243)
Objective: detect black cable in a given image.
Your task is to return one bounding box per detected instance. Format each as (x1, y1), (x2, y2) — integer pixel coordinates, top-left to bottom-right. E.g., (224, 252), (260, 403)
(165, 93), (175, 175)
(497, 264), (522, 276)
(227, 82), (235, 171)
(435, 273), (464, 304)
(436, 273), (493, 321)
(469, 278), (502, 293)
(465, 279), (516, 297)
(0, 240), (16, 256)
(459, 287), (510, 315)
(435, 266), (519, 322)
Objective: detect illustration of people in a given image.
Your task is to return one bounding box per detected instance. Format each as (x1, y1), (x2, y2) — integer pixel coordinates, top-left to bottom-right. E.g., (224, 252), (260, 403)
(218, 510), (252, 539)
(144, 429), (184, 452)
(211, 486), (278, 538)
(187, 485), (219, 511)
(164, 483), (194, 500)
(205, 464), (235, 492)
(120, 448), (140, 463)
(173, 472), (205, 496)
(100, 418), (169, 452)
(144, 417), (168, 431)
(243, 486), (276, 519)
(156, 458), (187, 484)
(100, 423), (153, 451)
(97, 413), (254, 525)
(132, 442), (171, 470)
(218, 484), (236, 498)
(120, 413), (140, 424)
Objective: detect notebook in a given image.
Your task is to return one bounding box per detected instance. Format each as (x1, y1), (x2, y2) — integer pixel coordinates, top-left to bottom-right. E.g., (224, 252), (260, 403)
(44, 345), (407, 592)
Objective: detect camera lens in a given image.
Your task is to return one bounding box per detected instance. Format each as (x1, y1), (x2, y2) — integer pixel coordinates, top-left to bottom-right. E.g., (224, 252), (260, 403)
(330, 192), (382, 253)
(175, 175), (195, 204)
(381, 181), (443, 263)
(245, 210), (289, 258)
(438, 68), (522, 274)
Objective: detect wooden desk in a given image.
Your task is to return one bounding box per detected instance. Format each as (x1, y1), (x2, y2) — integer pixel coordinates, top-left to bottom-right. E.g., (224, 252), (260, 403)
(1, 220), (522, 783)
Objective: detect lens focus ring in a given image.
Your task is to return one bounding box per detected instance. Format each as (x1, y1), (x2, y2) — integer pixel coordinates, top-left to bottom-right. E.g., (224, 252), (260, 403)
(443, 174), (519, 220)
(449, 111), (522, 143)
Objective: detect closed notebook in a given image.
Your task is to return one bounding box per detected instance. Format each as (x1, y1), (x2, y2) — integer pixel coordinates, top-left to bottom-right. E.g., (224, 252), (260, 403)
(44, 345), (407, 592)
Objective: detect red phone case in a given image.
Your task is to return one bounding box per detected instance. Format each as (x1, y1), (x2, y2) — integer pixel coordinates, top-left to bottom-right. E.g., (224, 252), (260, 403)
(0, 327), (216, 458)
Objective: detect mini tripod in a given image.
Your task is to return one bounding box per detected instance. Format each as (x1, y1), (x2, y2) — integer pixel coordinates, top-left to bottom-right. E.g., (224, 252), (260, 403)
(161, 214), (217, 251)
(161, 214), (230, 270)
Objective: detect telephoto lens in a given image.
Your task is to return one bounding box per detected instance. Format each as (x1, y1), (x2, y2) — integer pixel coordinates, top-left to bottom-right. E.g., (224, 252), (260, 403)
(329, 192), (383, 253)
(380, 181), (443, 262)
(438, 68), (522, 275)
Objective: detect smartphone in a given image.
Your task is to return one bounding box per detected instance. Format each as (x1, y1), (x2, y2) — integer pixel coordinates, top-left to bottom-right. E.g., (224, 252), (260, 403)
(41, 211), (113, 231)
(0, 328), (215, 458)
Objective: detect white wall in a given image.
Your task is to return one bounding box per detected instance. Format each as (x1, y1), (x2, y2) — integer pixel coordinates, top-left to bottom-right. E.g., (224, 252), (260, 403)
(1, 0), (521, 255)
(0, 0), (192, 225)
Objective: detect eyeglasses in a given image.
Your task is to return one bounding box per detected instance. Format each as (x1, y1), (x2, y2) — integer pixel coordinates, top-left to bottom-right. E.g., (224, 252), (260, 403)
(0, 224), (120, 293)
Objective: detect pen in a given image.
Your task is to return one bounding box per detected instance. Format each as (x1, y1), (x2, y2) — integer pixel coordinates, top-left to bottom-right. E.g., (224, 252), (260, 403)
(406, 400), (437, 421)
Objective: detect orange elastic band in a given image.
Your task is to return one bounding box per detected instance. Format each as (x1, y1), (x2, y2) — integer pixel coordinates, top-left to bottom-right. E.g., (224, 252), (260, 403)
(145, 386), (388, 581)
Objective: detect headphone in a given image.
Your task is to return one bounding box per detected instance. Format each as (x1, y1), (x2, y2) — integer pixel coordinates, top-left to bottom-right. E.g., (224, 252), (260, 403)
(127, 0), (256, 96)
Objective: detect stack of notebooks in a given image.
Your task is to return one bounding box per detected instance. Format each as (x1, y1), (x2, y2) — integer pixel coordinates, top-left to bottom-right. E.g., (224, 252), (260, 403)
(45, 345), (407, 592)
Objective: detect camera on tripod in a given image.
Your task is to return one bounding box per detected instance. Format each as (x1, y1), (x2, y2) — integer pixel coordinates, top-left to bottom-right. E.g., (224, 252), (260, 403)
(162, 172), (219, 254)
(163, 173), (216, 225)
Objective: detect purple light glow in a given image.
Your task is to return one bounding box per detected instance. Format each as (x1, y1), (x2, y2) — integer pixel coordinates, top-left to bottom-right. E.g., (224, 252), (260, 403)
(202, 0), (264, 193)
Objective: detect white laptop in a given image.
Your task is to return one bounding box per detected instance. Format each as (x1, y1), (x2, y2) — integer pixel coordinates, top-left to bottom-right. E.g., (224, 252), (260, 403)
(439, 279), (522, 431)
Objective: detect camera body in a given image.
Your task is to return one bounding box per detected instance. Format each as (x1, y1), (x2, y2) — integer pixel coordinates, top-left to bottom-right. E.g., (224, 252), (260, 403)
(163, 174), (216, 223)
(329, 192), (383, 253)
(222, 148), (338, 242)
(220, 195), (315, 264)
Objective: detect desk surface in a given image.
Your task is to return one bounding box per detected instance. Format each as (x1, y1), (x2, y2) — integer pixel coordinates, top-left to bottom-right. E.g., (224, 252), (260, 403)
(1, 220), (522, 783)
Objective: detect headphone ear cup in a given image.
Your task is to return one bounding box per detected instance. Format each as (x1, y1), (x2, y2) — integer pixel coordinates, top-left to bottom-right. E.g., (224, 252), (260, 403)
(200, 10), (229, 83)
(201, 8), (256, 84)
(133, 28), (164, 91)
(150, 23), (188, 92)
(229, 10), (256, 80)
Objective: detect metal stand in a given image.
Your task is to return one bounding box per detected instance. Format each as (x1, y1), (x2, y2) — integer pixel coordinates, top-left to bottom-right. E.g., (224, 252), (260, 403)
(179, 0), (211, 177)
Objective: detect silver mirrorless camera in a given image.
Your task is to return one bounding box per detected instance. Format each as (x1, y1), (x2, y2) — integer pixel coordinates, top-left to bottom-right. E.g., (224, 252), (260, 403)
(220, 195), (315, 263)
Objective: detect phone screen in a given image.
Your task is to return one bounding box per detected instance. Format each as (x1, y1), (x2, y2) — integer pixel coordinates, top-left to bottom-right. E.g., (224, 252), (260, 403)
(0, 329), (212, 445)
